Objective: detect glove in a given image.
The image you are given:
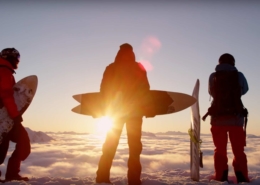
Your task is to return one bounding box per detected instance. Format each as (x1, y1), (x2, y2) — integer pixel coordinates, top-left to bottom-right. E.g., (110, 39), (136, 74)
(145, 106), (156, 118)
(13, 115), (23, 124)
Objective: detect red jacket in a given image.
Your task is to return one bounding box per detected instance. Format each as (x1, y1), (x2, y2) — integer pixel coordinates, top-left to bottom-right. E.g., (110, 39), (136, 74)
(0, 57), (20, 119)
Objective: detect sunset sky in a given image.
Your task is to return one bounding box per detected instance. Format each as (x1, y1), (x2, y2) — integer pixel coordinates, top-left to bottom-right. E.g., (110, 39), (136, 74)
(1, 1), (259, 135)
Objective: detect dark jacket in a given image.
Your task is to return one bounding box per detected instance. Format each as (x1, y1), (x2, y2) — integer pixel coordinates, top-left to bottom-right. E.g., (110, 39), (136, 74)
(209, 64), (249, 97)
(100, 49), (150, 117)
(208, 63), (249, 126)
(0, 57), (20, 119)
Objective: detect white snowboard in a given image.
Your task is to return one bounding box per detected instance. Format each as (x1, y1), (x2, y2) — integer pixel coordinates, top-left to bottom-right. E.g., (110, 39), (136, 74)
(190, 79), (202, 181)
(0, 75), (38, 144)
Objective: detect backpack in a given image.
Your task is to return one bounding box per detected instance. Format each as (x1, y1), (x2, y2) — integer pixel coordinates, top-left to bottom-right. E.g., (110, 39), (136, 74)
(202, 70), (248, 120)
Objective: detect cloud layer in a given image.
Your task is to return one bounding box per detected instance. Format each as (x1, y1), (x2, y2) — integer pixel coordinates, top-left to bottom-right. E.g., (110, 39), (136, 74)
(0, 130), (260, 184)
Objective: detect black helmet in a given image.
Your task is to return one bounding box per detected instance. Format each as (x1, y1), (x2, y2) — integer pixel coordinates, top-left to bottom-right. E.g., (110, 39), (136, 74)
(0, 48), (20, 68)
(0, 48), (20, 59)
(219, 53), (235, 66)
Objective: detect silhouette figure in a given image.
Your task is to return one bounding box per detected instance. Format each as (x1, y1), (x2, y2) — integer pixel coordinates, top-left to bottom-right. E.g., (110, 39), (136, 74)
(204, 53), (249, 183)
(96, 43), (151, 185)
(0, 48), (30, 182)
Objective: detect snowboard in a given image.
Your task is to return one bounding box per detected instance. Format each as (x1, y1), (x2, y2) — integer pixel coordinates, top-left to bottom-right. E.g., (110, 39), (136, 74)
(72, 90), (196, 118)
(0, 75), (38, 144)
(190, 79), (202, 181)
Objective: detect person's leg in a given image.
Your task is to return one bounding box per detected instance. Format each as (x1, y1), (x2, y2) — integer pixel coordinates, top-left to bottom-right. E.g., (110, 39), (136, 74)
(5, 123), (30, 181)
(126, 117), (142, 185)
(0, 134), (11, 179)
(211, 126), (229, 181)
(228, 126), (249, 183)
(96, 119), (124, 183)
(0, 135), (10, 165)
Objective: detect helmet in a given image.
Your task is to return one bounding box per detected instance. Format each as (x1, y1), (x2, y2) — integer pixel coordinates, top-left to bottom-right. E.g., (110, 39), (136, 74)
(0, 48), (20, 59)
(0, 48), (20, 69)
(219, 53), (235, 66)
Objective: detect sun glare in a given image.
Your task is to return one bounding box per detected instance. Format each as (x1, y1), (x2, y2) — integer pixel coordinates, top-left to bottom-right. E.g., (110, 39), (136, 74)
(138, 35), (162, 71)
(95, 116), (114, 136)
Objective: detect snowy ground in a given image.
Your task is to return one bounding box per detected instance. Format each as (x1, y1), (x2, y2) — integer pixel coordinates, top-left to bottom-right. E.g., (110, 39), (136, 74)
(1, 130), (260, 185)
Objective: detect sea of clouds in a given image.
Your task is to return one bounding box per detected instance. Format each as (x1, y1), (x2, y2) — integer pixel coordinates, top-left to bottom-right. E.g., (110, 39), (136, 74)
(0, 128), (259, 185)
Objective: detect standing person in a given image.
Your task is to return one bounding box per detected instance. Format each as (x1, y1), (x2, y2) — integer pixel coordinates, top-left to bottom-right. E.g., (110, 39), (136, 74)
(96, 43), (152, 185)
(0, 48), (30, 181)
(203, 53), (249, 183)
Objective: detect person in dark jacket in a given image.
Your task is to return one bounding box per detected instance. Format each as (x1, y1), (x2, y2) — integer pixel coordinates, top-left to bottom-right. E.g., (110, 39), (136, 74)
(207, 53), (249, 183)
(96, 43), (151, 185)
(0, 48), (30, 182)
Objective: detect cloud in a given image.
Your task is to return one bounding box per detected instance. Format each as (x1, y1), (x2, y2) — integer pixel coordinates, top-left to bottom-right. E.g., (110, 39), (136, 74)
(1, 130), (260, 184)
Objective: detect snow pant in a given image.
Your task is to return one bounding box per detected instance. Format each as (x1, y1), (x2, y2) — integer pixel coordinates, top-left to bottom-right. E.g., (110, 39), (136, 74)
(211, 125), (249, 181)
(96, 117), (143, 185)
(0, 122), (31, 178)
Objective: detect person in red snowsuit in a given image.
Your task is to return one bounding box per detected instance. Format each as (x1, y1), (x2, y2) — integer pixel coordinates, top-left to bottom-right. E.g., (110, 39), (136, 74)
(207, 53), (249, 183)
(0, 48), (30, 181)
(96, 43), (151, 185)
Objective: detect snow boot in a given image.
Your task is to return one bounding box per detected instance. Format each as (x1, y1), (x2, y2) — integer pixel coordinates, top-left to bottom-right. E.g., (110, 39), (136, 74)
(220, 169), (228, 182)
(209, 170), (229, 183)
(96, 176), (112, 184)
(0, 171), (5, 183)
(5, 157), (29, 181)
(5, 174), (29, 182)
(235, 171), (249, 183)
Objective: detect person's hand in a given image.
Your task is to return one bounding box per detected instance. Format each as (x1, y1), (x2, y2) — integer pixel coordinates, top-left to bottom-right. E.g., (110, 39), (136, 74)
(145, 106), (156, 118)
(13, 115), (23, 124)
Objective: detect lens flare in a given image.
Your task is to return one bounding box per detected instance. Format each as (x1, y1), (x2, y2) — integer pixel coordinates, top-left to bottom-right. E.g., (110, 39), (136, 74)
(139, 59), (153, 71)
(141, 36), (162, 57)
(138, 35), (162, 71)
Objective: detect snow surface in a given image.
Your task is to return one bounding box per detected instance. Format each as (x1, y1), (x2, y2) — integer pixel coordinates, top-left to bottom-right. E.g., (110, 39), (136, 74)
(0, 130), (259, 185)
(1, 172), (260, 185)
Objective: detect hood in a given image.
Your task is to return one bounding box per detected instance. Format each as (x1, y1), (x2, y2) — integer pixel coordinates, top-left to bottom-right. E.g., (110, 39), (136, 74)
(0, 57), (15, 73)
(114, 43), (136, 65)
(215, 63), (238, 72)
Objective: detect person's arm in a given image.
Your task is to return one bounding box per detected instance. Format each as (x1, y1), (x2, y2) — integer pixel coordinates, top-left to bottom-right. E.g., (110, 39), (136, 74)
(208, 73), (215, 97)
(100, 67), (109, 93)
(138, 63), (150, 91)
(100, 65), (116, 114)
(100, 65), (114, 97)
(238, 72), (249, 95)
(137, 63), (155, 117)
(0, 70), (20, 119)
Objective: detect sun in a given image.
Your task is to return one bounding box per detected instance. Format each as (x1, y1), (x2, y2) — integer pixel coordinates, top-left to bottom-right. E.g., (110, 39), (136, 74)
(95, 116), (114, 136)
